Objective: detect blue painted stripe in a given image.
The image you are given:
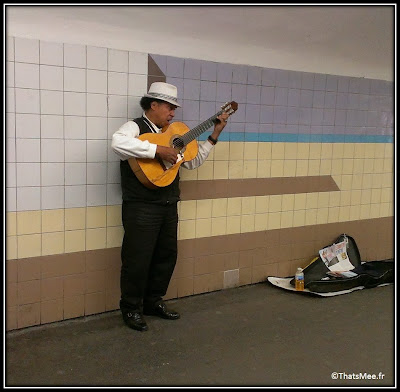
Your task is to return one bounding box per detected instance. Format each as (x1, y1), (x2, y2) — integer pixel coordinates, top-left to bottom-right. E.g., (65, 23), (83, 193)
(198, 132), (393, 143)
(272, 133), (299, 142)
(258, 133), (274, 142)
(244, 132), (259, 142)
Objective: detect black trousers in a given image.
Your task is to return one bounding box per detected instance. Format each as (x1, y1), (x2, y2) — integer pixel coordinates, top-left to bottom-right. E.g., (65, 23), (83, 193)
(120, 200), (178, 313)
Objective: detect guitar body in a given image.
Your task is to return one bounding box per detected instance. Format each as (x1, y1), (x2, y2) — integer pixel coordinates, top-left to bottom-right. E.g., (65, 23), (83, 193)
(128, 101), (237, 189)
(128, 122), (199, 189)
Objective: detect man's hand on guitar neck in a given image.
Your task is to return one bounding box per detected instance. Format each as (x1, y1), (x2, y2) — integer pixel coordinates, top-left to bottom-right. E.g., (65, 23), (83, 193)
(156, 145), (179, 165)
(209, 113), (229, 144)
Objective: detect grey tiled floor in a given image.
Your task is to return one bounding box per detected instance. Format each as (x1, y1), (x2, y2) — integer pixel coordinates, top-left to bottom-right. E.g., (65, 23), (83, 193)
(5, 282), (395, 387)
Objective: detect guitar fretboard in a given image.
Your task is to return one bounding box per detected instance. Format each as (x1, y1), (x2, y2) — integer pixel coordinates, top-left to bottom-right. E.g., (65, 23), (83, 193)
(180, 111), (223, 147)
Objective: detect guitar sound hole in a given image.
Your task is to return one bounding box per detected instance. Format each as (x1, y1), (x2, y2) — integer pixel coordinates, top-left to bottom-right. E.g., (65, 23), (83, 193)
(172, 137), (185, 150)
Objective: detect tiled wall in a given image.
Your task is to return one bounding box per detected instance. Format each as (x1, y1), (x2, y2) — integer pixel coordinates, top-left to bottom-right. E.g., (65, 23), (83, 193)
(5, 36), (394, 331)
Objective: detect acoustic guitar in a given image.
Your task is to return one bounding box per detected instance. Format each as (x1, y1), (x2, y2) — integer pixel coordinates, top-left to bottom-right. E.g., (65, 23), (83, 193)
(129, 101), (238, 189)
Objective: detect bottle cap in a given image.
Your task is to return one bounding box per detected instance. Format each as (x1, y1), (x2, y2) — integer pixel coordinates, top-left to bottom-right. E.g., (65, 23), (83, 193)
(297, 267), (303, 271)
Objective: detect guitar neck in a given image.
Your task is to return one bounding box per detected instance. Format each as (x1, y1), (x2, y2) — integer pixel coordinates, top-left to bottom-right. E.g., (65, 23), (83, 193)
(180, 111), (223, 147)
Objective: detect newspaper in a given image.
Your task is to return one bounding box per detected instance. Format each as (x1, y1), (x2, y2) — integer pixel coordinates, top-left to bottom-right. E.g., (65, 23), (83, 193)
(319, 240), (355, 272)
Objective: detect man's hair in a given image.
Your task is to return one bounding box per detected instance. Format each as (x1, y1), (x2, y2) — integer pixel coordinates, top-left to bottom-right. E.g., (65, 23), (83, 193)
(140, 96), (165, 111)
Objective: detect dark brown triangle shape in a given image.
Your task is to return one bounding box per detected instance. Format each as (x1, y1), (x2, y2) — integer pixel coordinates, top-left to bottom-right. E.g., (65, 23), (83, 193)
(147, 55), (166, 89)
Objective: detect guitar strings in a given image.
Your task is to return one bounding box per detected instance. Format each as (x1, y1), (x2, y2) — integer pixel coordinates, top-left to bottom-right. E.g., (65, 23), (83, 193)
(180, 111), (223, 146)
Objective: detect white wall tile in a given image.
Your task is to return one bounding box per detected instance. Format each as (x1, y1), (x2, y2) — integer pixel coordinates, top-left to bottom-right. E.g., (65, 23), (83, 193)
(108, 95), (127, 118)
(41, 163), (65, 186)
(107, 183), (122, 205)
(128, 96), (142, 119)
(107, 143), (120, 162)
(87, 46), (107, 70)
(6, 61), (14, 87)
(128, 74), (147, 96)
(87, 140), (107, 162)
(87, 162), (107, 184)
(16, 113), (40, 139)
(108, 49), (128, 72)
(15, 63), (39, 89)
(6, 113), (16, 138)
(16, 139), (40, 162)
(107, 117), (126, 139)
(64, 67), (86, 92)
(64, 92), (86, 116)
(6, 187), (17, 212)
(6, 162), (16, 187)
(15, 88), (40, 114)
(41, 186), (64, 210)
(41, 115), (64, 139)
(87, 93), (107, 117)
(15, 37), (39, 63)
(108, 72), (127, 95)
(65, 139), (86, 162)
(6, 138), (16, 163)
(41, 90), (63, 115)
(65, 162), (86, 185)
(65, 162), (87, 185)
(107, 161), (120, 183)
(129, 51), (148, 75)
(65, 185), (86, 208)
(40, 40), (63, 66)
(17, 186), (41, 211)
(7, 36), (14, 61)
(16, 163), (41, 187)
(41, 139), (65, 162)
(64, 43), (86, 68)
(87, 69), (107, 93)
(87, 184), (107, 206)
(64, 116), (86, 139)
(40, 65), (63, 90)
(6, 88), (15, 113)
(87, 117), (108, 139)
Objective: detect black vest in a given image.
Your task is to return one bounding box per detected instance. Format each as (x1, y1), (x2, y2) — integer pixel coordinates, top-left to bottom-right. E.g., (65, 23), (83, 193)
(120, 117), (181, 204)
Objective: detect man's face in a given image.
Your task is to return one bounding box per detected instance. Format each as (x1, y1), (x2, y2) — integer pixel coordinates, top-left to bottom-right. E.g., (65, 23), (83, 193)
(150, 101), (177, 128)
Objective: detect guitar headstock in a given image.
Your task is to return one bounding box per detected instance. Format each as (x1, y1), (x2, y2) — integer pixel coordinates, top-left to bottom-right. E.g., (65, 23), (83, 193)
(221, 101), (238, 115)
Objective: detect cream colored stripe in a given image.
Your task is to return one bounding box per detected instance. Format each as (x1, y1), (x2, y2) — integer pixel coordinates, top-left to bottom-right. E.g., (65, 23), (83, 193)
(6, 142), (394, 258)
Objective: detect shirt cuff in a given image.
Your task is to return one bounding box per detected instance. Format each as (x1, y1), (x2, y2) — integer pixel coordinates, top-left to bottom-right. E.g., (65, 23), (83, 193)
(203, 139), (215, 151)
(148, 143), (157, 159)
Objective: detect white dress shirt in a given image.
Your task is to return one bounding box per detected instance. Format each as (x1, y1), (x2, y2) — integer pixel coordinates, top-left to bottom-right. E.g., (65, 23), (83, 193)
(111, 113), (214, 170)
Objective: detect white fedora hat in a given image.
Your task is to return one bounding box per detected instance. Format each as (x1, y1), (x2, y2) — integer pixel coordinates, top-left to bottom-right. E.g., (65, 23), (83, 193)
(144, 82), (181, 107)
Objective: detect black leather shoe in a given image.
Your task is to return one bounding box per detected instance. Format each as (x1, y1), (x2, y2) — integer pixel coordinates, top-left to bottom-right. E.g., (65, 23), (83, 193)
(143, 302), (180, 320)
(122, 312), (148, 331)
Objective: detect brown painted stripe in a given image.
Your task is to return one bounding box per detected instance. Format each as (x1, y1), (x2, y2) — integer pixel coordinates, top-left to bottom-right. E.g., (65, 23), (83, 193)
(9, 217), (393, 280)
(6, 217), (393, 331)
(177, 216), (394, 259)
(180, 176), (340, 200)
(9, 218), (393, 270)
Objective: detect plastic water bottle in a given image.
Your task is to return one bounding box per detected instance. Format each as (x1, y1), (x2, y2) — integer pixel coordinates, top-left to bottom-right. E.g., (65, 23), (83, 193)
(295, 268), (304, 291)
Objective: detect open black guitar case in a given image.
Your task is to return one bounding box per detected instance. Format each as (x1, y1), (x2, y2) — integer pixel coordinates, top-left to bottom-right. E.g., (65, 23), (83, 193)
(288, 234), (394, 294)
